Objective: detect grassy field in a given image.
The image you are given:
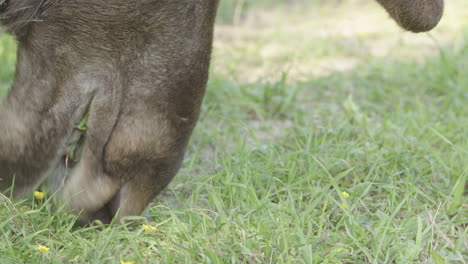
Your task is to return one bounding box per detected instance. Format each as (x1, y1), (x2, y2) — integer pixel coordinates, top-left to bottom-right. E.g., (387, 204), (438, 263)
(1, 1), (467, 263)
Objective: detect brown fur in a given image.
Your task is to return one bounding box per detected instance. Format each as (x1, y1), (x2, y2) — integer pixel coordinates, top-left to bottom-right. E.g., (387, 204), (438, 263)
(376, 0), (444, 32)
(0, 0), (442, 224)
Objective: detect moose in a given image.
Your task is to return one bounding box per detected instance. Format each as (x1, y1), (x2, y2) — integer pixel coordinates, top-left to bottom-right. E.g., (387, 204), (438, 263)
(0, 0), (444, 224)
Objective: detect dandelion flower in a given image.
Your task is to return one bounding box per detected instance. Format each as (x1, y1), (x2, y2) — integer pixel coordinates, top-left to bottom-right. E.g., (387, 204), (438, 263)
(141, 224), (157, 233)
(342, 192), (350, 199)
(36, 245), (50, 253)
(34, 191), (45, 200)
(120, 261), (135, 264)
(341, 202), (348, 209)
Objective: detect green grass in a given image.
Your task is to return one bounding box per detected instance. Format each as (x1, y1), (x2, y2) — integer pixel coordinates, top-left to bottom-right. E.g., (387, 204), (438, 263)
(1, 1), (467, 263)
(0, 34), (16, 97)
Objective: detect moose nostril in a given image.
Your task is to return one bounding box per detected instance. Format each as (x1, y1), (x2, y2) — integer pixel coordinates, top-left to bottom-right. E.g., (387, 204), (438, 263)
(81, 202), (115, 226)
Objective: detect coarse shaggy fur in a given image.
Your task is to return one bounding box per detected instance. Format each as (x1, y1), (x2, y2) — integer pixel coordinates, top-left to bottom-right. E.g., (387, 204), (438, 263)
(0, 0), (56, 36)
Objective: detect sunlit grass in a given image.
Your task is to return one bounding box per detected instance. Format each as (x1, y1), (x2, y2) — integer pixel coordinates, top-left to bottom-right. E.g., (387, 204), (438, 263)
(0, 1), (466, 263)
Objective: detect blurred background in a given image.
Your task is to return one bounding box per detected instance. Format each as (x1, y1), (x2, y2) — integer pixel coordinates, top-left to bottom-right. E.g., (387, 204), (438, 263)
(0, 1), (466, 262)
(212, 0), (466, 81)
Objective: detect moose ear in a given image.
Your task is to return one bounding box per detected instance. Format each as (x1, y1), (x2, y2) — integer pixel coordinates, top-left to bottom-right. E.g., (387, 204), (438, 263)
(376, 0), (444, 33)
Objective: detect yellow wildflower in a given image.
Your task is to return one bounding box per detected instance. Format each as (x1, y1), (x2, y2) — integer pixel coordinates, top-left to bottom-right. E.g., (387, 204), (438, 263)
(341, 202), (348, 209)
(34, 191), (45, 200)
(36, 245), (50, 253)
(342, 192), (350, 199)
(120, 261), (135, 264)
(141, 224), (157, 233)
